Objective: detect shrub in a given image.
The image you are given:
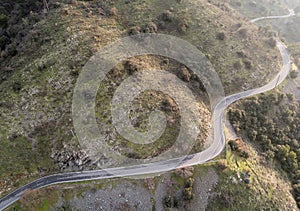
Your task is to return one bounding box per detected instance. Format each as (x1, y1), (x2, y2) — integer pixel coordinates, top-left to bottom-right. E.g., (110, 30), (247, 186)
(233, 60), (243, 70)
(293, 183), (300, 195)
(287, 93), (294, 101)
(236, 50), (246, 58)
(128, 26), (141, 35)
(243, 59), (252, 69)
(124, 60), (140, 75)
(185, 177), (194, 188)
(0, 14), (8, 29)
(0, 35), (10, 50)
(163, 195), (178, 208)
(228, 138), (249, 158)
(290, 70), (298, 79)
(6, 42), (17, 57)
(183, 187), (194, 201)
(265, 37), (277, 48)
(144, 22), (157, 33)
(177, 66), (191, 82)
(178, 19), (189, 32)
(238, 28), (248, 38)
(13, 81), (22, 92)
(217, 159), (228, 170)
(240, 150), (249, 159)
(160, 10), (173, 22)
(217, 32), (226, 40)
(109, 7), (118, 16)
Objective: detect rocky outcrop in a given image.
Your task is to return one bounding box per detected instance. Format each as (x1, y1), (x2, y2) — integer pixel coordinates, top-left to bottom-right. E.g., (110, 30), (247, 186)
(51, 150), (94, 171)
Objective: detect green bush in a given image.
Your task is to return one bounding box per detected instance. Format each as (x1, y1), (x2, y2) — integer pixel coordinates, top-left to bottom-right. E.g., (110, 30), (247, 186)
(217, 31), (226, 40)
(185, 177), (194, 188)
(287, 93), (294, 101)
(290, 70), (298, 79)
(0, 35), (10, 50)
(0, 13), (8, 28)
(229, 92), (300, 208)
(183, 187), (194, 201)
(163, 195), (178, 208)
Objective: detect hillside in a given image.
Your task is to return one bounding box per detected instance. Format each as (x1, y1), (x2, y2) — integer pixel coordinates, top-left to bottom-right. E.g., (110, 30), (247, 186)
(229, 0), (289, 18)
(228, 0), (300, 208)
(228, 90), (300, 209)
(0, 0), (283, 207)
(230, 0), (300, 68)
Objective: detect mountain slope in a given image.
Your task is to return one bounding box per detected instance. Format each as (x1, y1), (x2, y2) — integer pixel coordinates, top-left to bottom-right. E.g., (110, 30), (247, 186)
(0, 0), (282, 198)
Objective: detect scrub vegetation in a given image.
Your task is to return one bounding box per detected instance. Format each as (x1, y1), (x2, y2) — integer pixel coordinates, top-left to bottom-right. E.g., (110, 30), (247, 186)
(0, 0), (284, 209)
(229, 91), (300, 208)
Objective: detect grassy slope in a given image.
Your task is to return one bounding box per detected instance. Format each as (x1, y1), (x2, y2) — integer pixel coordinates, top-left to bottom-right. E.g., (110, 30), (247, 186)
(207, 143), (297, 210)
(227, 89), (300, 208)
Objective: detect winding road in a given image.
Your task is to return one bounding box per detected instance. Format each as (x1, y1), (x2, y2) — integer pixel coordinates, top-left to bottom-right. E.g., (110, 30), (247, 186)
(0, 8), (294, 211)
(250, 8), (295, 22)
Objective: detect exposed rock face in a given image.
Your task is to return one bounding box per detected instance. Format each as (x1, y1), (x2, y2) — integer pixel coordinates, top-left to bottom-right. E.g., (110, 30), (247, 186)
(51, 150), (94, 171)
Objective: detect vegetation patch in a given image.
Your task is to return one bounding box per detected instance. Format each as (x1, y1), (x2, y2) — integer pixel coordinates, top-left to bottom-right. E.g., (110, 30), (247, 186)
(229, 91), (300, 208)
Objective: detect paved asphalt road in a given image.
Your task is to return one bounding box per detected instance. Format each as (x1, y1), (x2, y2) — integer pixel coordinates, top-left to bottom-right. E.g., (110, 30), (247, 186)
(250, 8), (295, 22)
(0, 10), (293, 211)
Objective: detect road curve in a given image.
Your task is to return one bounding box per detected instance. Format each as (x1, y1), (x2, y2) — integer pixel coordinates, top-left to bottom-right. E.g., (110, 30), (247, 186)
(0, 12), (292, 211)
(250, 9), (295, 23)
